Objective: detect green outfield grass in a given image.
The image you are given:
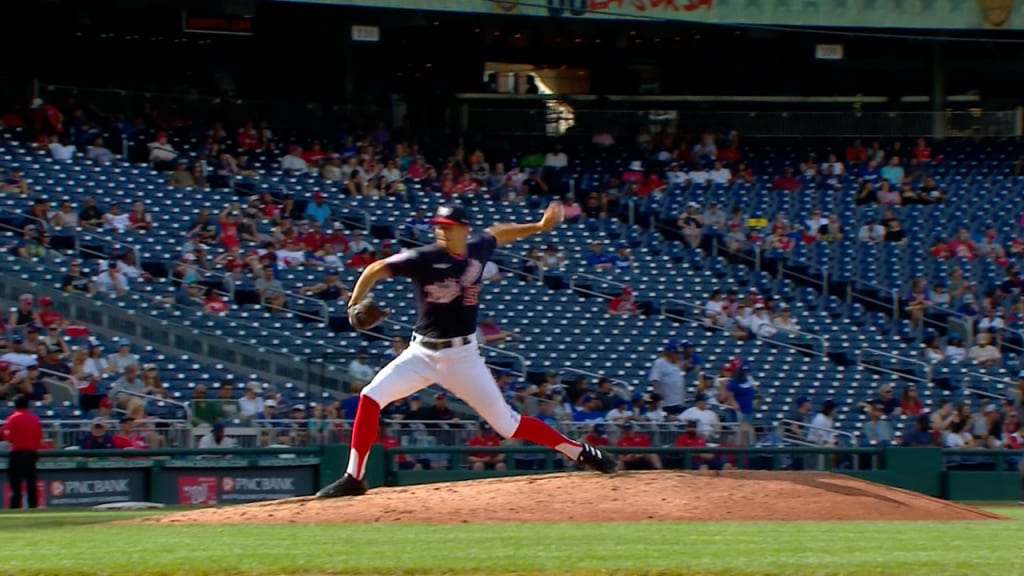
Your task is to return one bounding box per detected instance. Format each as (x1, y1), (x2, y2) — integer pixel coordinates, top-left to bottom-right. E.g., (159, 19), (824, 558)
(1, 507), (1022, 575)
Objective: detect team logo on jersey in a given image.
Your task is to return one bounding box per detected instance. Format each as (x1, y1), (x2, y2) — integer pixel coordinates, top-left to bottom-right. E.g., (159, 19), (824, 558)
(424, 279), (463, 303)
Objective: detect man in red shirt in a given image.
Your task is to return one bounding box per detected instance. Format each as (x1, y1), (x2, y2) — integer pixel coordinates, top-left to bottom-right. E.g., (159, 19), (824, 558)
(615, 421), (661, 470)
(583, 423), (610, 448)
(466, 421), (506, 471)
(112, 417), (148, 450)
(1, 395), (43, 508)
(673, 420), (719, 470)
(36, 296), (64, 329)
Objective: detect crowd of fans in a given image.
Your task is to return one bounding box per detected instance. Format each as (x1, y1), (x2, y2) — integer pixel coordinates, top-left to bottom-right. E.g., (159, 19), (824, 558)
(3, 95), (1024, 463)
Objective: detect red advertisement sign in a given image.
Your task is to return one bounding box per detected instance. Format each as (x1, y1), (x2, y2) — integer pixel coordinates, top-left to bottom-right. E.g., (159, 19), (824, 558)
(2, 480), (47, 509)
(176, 476), (219, 505)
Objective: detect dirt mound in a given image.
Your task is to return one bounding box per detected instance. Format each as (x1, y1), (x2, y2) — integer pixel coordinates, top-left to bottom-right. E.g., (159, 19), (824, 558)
(140, 471), (1005, 524)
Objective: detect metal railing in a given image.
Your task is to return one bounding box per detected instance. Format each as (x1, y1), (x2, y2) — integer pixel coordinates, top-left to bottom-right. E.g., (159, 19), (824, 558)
(0, 253), (354, 389)
(557, 366), (633, 397)
(778, 418), (858, 447)
(461, 104), (1019, 139)
(856, 347), (932, 385)
(40, 418), (192, 450)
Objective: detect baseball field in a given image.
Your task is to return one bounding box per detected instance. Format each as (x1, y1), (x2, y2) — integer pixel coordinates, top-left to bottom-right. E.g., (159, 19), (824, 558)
(3, 471), (1022, 576)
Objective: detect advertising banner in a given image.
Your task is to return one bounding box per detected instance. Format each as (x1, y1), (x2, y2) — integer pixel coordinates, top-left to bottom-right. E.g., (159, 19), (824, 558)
(290, 0), (1024, 30)
(160, 466), (316, 505)
(1, 469), (147, 508)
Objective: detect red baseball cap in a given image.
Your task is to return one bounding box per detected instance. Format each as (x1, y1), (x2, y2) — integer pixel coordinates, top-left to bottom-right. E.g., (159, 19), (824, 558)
(38, 296), (52, 306)
(0, 361), (9, 372)
(313, 191), (324, 201)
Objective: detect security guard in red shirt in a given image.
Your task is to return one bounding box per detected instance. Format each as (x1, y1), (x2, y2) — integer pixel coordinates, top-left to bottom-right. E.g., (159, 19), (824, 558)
(1, 395), (43, 508)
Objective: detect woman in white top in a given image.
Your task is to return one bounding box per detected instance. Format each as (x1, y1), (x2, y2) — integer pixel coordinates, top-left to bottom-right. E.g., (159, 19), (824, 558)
(85, 344), (113, 377)
(704, 289), (725, 327)
(807, 400), (838, 446)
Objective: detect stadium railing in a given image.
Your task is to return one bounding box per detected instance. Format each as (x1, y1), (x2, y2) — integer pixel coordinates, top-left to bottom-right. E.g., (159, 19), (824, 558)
(0, 272), (350, 392)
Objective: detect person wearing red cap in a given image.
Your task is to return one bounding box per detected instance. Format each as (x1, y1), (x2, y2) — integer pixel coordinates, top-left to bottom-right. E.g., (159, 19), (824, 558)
(304, 191), (330, 226)
(1, 395), (43, 508)
(36, 296), (64, 329)
(608, 286), (638, 315)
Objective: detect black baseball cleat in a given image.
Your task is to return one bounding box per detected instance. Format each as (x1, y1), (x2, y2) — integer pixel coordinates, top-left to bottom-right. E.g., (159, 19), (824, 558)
(576, 442), (618, 474)
(315, 474), (368, 498)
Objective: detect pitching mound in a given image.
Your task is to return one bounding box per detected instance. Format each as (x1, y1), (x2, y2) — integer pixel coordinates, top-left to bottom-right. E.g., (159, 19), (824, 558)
(141, 471), (1004, 524)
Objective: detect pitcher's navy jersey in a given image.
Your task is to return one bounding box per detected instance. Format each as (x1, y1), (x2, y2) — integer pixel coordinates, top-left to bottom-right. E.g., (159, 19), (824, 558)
(382, 232), (498, 339)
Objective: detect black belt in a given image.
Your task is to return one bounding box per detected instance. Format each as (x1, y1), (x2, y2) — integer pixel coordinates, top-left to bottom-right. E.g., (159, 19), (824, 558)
(413, 334), (473, 351)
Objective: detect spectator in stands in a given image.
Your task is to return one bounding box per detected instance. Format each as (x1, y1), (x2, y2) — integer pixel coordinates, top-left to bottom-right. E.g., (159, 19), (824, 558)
(615, 421), (661, 470)
(50, 200), (79, 229)
(112, 417), (148, 450)
(148, 132), (178, 169)
(679, 393), (721, 440)
(466, 421), (506, 472)
(91, 261), (128, 296)
(968, 332), (1002, 368)
(190, 384), (223, 425)
(78, 197), (104, 228)
(102, 203), (131, 233)
(584, 241), (613, 271)
(9, 225), (45, 259)
(280, 145), (309, 174)
(7, 293), (37, 327)
(902, 414), (936, 447)
(904, 277), (930, 330)
(79, 419), (115, 449)
(677, 202), (704, 248)
(255, 266), (286, 312)
(347, 351), (376, 392)
(771, 167), (800, 192)
(382, 336), (408, 363)
(806, 399), (837, 446)
(85, 343), (113, 377)
(583, 423), (610, 448)
(46, 134), (75, 161)
(862, 403), (893, 446)
(110, 364), (144, 406)
(1, 167), (29, 195)
(649, 340), (686, 416)
(605, 396), (634, 423)
(106, 339), (137, 373)
(703, 288), (727, 328)
(702, 202), (725, 232)
(921, 334), (946, 363)
(238, 383), (265, 421)
(854, 182), (877, 206)
(861, 384), (902, 417)
(880, 156), (905, 185)
(198, 421), (236, 450)
(9, 364), (49, 403)
(304, 191), (331, 226)
(86, 136), (114, 164)
(877, 181), (901, 206)
(929, 400), (956, 432)
(900, 385), (924, 416)
(673, 420), (718, 470)
(608, 286), (638, 316)
(127, 201), (153, 232)
(38, 344), (69, 377)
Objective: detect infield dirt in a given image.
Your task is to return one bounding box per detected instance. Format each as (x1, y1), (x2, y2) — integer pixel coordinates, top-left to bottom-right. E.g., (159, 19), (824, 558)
(140, 471), (1006, 524)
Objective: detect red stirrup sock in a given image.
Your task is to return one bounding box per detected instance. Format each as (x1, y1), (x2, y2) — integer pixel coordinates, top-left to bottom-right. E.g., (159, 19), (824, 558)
(512, 415), (583, 461)
(344, 395), (382, 480)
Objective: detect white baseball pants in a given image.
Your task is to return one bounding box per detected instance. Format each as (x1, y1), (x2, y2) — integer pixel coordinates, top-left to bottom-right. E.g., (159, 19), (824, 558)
(360, 334), (522, 437)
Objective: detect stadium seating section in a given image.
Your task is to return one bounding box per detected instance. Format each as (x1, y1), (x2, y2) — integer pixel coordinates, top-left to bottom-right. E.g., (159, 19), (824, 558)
(2, 123), (1022, 449)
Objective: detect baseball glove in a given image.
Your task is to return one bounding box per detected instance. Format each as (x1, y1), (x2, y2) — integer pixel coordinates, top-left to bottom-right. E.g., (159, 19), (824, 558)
(347, 294), (390, 331)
